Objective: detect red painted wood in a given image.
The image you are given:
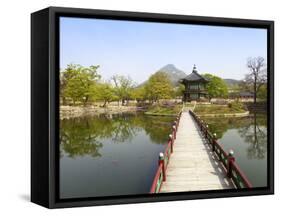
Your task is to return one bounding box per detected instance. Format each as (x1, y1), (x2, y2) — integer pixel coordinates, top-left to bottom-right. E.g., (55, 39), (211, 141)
(170, 137), (173, 153)
(232, 161), (253, 188)
(227, 156), (235, 178)
(149, 113), (182, 193)
(159, 158), (166, 182)
(150, 164), (163, 193)
(189, 110), (253, 189)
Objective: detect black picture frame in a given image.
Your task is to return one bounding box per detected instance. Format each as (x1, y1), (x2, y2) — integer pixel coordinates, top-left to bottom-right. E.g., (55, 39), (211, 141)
(31, 6), (274, 208)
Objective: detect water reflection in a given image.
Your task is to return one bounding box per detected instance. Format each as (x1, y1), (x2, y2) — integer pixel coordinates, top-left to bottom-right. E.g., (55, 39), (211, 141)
(238, 113), (267, 159)
(203, 113), (267, 160)
(60, 112), (175, 198)
(60, 117), (104, 158)
(202, 113), (267, 187)
(60, 113), (174, 158)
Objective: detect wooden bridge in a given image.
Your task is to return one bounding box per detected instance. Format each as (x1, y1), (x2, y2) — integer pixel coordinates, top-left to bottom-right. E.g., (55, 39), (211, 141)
(150, 109), (252, 193)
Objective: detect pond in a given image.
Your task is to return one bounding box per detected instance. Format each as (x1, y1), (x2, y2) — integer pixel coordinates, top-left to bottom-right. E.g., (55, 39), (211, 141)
(201, 113), (267, 188)
(59, 112), (175, 199)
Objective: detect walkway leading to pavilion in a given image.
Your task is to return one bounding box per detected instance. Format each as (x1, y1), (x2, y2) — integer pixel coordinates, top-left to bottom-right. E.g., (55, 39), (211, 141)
(160, 111), (233, 193)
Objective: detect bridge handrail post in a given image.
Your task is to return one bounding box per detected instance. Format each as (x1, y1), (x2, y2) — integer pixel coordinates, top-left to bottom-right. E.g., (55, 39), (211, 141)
(174, 120), (178, 132)
(190, 111), (253, 189)
(205, 124), (208, 138)
(159, 152), (166, 181)
(212, 133), (217, 151)
(169, 134), (173, 153)
(173, 125), (176, 139)
(227, 150), (235, 178)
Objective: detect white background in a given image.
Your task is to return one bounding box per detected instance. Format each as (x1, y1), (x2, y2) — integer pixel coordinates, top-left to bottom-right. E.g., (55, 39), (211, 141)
(0, 0), (279, 215)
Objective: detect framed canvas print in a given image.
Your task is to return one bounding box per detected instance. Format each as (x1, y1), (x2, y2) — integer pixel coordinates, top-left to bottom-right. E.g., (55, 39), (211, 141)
(31, 6), (274, 208)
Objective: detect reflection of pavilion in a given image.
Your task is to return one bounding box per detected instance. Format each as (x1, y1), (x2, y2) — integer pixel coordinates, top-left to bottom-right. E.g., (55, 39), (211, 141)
(180, 65), (209, 102)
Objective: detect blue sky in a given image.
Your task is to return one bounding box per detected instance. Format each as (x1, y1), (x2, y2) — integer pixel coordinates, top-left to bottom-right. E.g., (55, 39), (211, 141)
(60, 17), (267, 84)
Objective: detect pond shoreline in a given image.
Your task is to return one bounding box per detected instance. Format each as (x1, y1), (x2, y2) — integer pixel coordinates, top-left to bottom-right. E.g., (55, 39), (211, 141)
(196, 111), (250, 118)
(144, 112), (178, 117)
(60, 105), (144, 119)
(60, 109), (174, 197)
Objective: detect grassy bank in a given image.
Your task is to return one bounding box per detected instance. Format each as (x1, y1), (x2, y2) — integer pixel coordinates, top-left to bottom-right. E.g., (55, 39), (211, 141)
(194, 102), (247, 115)
(145, 104), (182, 116)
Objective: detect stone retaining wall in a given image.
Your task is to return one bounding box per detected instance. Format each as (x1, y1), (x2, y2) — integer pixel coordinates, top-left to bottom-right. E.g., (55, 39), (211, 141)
(60, 105), (141, 119)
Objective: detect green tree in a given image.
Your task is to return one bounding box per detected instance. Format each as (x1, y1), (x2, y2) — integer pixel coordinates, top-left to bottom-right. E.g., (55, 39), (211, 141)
(61, 64), (100, 105)
(174, 83), (185, 99)
(83, 65), (101, 104)
(112, 75), (134, 106)
(96, 82), (117, 107)
(203, 73), (228, 101)
(131, 86), (146, 103)
(62, 64), (85, 105)
(145, 71), (173, 103)
(257, 84), (267, 100)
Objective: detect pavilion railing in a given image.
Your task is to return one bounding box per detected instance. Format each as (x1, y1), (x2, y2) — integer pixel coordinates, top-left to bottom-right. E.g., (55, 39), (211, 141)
(189, 110), (252, 189)
(149, 110), (182, 193)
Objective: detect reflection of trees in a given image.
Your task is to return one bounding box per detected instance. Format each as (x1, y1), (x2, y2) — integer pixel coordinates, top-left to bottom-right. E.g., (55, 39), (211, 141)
(204, 117), (249, 139)
(238, 113), (267, 159)
(107, 113), (140, 143)
(203, 114), (267, 160)
(60, 113), (174, 158)
(133, 115), (174, 143)
(60, 118), (103, 158)
(206, 118), (228, 139)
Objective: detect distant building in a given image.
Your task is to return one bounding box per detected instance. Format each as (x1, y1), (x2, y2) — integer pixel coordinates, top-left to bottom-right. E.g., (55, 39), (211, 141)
(229, 91), (254, 100)
(239, 92), (254, 99)
(180, 65), (209, 102)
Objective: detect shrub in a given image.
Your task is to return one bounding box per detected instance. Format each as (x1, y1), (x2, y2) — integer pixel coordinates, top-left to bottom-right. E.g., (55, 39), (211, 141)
(228, 101), (245, 111)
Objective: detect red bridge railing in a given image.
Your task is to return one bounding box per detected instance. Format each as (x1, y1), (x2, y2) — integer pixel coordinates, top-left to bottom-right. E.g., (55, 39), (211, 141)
(149, 110), (252, 194)
(149, 111), (182, 193)
(189, 110), (252, 189)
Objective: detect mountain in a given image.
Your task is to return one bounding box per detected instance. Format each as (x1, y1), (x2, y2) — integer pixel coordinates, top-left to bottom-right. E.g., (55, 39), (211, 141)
(223, 79), (242, 87)
(138, 64), (187, 87)
(157, 64), (187, 86)
(139, 64), (241, 88)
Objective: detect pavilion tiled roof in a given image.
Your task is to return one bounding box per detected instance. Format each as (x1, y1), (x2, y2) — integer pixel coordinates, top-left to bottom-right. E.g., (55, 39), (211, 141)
(181, 65), (209, 82)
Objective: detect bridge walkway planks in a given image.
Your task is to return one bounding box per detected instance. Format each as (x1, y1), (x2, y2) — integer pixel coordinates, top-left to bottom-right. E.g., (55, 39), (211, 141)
(160, 111), (234, 193)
